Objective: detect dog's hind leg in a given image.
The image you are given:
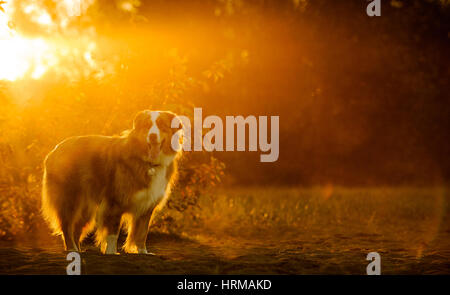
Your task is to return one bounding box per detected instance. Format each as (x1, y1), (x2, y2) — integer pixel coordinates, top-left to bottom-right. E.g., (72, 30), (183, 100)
(73, 220), (91, 252)
(73, 222), (84, 252)
(73, 203), (96, 251)
(59, 199), (79, 252)
(61, 221), (79, 252)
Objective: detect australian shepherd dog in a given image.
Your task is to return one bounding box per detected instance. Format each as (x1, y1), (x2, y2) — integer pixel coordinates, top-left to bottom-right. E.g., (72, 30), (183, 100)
(42, 110), (183, 254)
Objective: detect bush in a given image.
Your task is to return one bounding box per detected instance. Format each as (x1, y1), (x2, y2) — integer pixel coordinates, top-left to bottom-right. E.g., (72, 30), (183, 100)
(0, 52), (229, 242)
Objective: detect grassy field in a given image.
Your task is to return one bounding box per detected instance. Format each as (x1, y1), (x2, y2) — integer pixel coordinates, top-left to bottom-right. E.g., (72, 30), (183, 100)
(0, 186), (449, 274)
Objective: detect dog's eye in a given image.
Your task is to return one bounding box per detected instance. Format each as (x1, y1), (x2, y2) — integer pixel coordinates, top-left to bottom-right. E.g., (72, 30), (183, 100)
(158, 121), (169, 130)
(133, 112), (152, 130)
(140, 121), (151, 130)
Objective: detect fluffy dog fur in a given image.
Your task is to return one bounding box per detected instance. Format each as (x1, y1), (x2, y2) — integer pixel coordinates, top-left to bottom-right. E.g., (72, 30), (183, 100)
(42, 110), (183, 254)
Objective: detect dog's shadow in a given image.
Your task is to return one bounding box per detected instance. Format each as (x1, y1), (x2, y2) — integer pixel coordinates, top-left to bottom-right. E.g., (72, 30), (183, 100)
(80, 231), (230, 274)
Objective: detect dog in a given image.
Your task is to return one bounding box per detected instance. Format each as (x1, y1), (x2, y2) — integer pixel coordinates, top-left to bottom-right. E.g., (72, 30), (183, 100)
(42, 110), (183, 254)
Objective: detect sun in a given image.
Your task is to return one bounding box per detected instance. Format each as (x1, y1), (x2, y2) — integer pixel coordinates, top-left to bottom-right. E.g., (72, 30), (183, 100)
(0, 35), (55, 81)
(0, 0), (99, 82)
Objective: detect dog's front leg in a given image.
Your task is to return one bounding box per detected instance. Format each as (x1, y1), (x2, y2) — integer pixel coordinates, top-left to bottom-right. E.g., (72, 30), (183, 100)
(124, 207), (155, 254)
(96, 202), (122, 255)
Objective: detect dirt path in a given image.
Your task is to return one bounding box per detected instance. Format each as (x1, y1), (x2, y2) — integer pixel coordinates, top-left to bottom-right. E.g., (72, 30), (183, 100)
(1, 229), (449, 274)
(1, 187), (449, 274)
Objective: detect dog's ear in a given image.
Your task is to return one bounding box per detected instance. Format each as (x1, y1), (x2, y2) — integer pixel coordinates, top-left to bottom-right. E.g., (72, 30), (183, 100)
(133, 111), (151, 130)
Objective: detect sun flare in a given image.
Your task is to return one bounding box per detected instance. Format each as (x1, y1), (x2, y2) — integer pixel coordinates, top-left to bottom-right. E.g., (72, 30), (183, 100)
(0, 0), (99, 81)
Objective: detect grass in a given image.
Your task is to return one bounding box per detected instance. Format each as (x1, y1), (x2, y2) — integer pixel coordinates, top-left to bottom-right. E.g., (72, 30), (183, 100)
(165, 186), (450, 265)
(178, 186), (448, 234)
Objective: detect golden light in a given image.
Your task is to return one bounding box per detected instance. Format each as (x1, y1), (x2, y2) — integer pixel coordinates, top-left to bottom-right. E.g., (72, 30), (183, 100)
(119, 0), (140, 13)
(36, 12), (52, 26)
(0, 36), (50, 81)
(0, 0), (101, 82)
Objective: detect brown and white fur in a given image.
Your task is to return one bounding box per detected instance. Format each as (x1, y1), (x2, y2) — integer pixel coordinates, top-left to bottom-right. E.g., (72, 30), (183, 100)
(42, 110), (183, 254)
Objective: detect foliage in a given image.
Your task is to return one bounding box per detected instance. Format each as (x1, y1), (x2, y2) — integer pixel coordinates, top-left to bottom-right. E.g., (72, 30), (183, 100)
(0, 46), (231, 242)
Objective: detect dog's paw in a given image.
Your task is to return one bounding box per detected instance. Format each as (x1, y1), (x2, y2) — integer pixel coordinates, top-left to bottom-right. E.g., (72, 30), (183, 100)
(137, 248), (156, 255)
(137, 248), (148, 254)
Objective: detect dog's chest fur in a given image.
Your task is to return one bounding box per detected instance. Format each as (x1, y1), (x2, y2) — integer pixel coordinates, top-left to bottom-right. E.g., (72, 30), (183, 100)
(131, 155), (175, 215)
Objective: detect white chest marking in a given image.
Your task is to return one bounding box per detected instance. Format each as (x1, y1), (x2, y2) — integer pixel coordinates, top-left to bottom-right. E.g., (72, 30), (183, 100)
(133, 166), (168, 215)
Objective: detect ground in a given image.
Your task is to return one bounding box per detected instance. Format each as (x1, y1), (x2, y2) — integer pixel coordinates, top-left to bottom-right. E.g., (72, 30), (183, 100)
(0, 187), (449, 274)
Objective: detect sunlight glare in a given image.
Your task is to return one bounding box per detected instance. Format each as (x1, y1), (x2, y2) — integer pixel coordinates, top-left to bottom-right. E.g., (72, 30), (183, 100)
(0, 0), (99, 82)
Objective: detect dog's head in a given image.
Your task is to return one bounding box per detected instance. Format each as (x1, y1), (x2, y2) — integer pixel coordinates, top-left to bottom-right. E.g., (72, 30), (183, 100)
(129, 110), (183, 163)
